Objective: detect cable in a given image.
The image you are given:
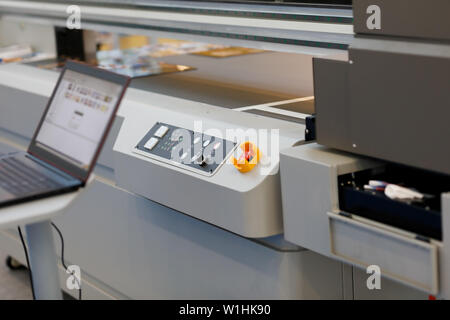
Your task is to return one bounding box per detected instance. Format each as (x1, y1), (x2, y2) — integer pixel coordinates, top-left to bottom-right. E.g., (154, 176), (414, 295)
(17, 226), (36, 300)
(50, 222), (67, 269)
(51, 222), (82, 300)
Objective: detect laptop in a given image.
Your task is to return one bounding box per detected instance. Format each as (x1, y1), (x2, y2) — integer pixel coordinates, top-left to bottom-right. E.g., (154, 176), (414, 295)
(0, 60), (130, 208)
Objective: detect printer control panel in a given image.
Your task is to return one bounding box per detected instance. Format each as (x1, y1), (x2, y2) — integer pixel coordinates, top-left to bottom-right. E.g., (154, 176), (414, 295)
(134, 122), (236, 176)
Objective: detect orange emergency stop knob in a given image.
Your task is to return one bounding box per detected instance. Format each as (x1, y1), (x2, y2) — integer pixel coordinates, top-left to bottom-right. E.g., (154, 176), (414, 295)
(231, 141), (261, 173)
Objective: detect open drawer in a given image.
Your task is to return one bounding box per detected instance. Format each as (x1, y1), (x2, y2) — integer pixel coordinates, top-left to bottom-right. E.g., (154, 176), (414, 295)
(338, 165), (449, 240)
(328, 211), (439, 294)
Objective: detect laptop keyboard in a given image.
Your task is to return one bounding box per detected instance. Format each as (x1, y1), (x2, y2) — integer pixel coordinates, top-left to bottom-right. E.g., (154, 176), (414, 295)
(0, 156), (63, 196)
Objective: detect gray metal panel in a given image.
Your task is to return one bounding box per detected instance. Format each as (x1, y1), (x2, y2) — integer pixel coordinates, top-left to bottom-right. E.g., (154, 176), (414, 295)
(97, 116), (124, 170)
(314, 45), (450, 175)
(352, 267), (428, 300)
(0, 0), (352, 51)
(347, 48), (450, 175)
(353, 0), (450, 41)
(50, 180), (344, 299)
(0, 84), (47, 139)
(280, 143), (380, 257)
(329, 212), (439, 294)
(115, 150), (284, 238)
(313, 57), (351, 149)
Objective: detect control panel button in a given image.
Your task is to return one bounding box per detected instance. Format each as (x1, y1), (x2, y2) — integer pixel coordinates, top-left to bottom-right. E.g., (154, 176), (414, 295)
(170, 129), (185, 142)
(203, 139), (211, 147)
(204, 155), (214, 165)
(213, 142), (221, 150)
(193, 136), (201, 144)
(191, 152), (203, 164)
(198, 155), (213, 167)
(154, 125), (169, 138)
(144, 137), (159, 150)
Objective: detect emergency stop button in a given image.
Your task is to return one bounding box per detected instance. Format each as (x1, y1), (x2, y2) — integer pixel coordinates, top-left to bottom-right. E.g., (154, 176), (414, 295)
(231, 141), (261, 173)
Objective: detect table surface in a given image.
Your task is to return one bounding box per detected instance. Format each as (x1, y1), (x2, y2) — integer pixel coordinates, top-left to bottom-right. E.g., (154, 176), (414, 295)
(0, 191), (82, 230)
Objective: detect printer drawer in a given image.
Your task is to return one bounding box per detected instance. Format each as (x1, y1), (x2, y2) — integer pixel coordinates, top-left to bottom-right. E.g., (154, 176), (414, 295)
(338, 165), (449, 240)
(328, 212), (439, 294)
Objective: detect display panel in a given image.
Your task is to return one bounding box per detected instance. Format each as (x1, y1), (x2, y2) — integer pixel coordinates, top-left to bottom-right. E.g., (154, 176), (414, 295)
(35, 69), (123, 168)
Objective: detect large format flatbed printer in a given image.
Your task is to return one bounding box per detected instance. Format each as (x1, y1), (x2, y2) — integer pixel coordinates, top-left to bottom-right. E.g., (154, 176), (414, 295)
(0, 0), (444, 299)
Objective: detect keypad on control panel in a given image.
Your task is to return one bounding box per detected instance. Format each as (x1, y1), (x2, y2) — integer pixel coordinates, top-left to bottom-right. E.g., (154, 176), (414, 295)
(135, 122), (236, 175)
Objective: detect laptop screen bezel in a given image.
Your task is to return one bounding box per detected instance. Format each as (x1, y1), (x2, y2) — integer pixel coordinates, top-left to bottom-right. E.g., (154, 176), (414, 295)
(28, 60), (130, 184)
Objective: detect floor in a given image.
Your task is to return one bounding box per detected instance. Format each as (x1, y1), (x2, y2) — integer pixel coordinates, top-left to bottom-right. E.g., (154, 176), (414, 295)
(0, 249), (32, 300)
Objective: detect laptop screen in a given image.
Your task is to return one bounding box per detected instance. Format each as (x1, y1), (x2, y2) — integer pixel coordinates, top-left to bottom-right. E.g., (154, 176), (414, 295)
(28, 61), (130, 182)
(35, 69), (123, 169)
